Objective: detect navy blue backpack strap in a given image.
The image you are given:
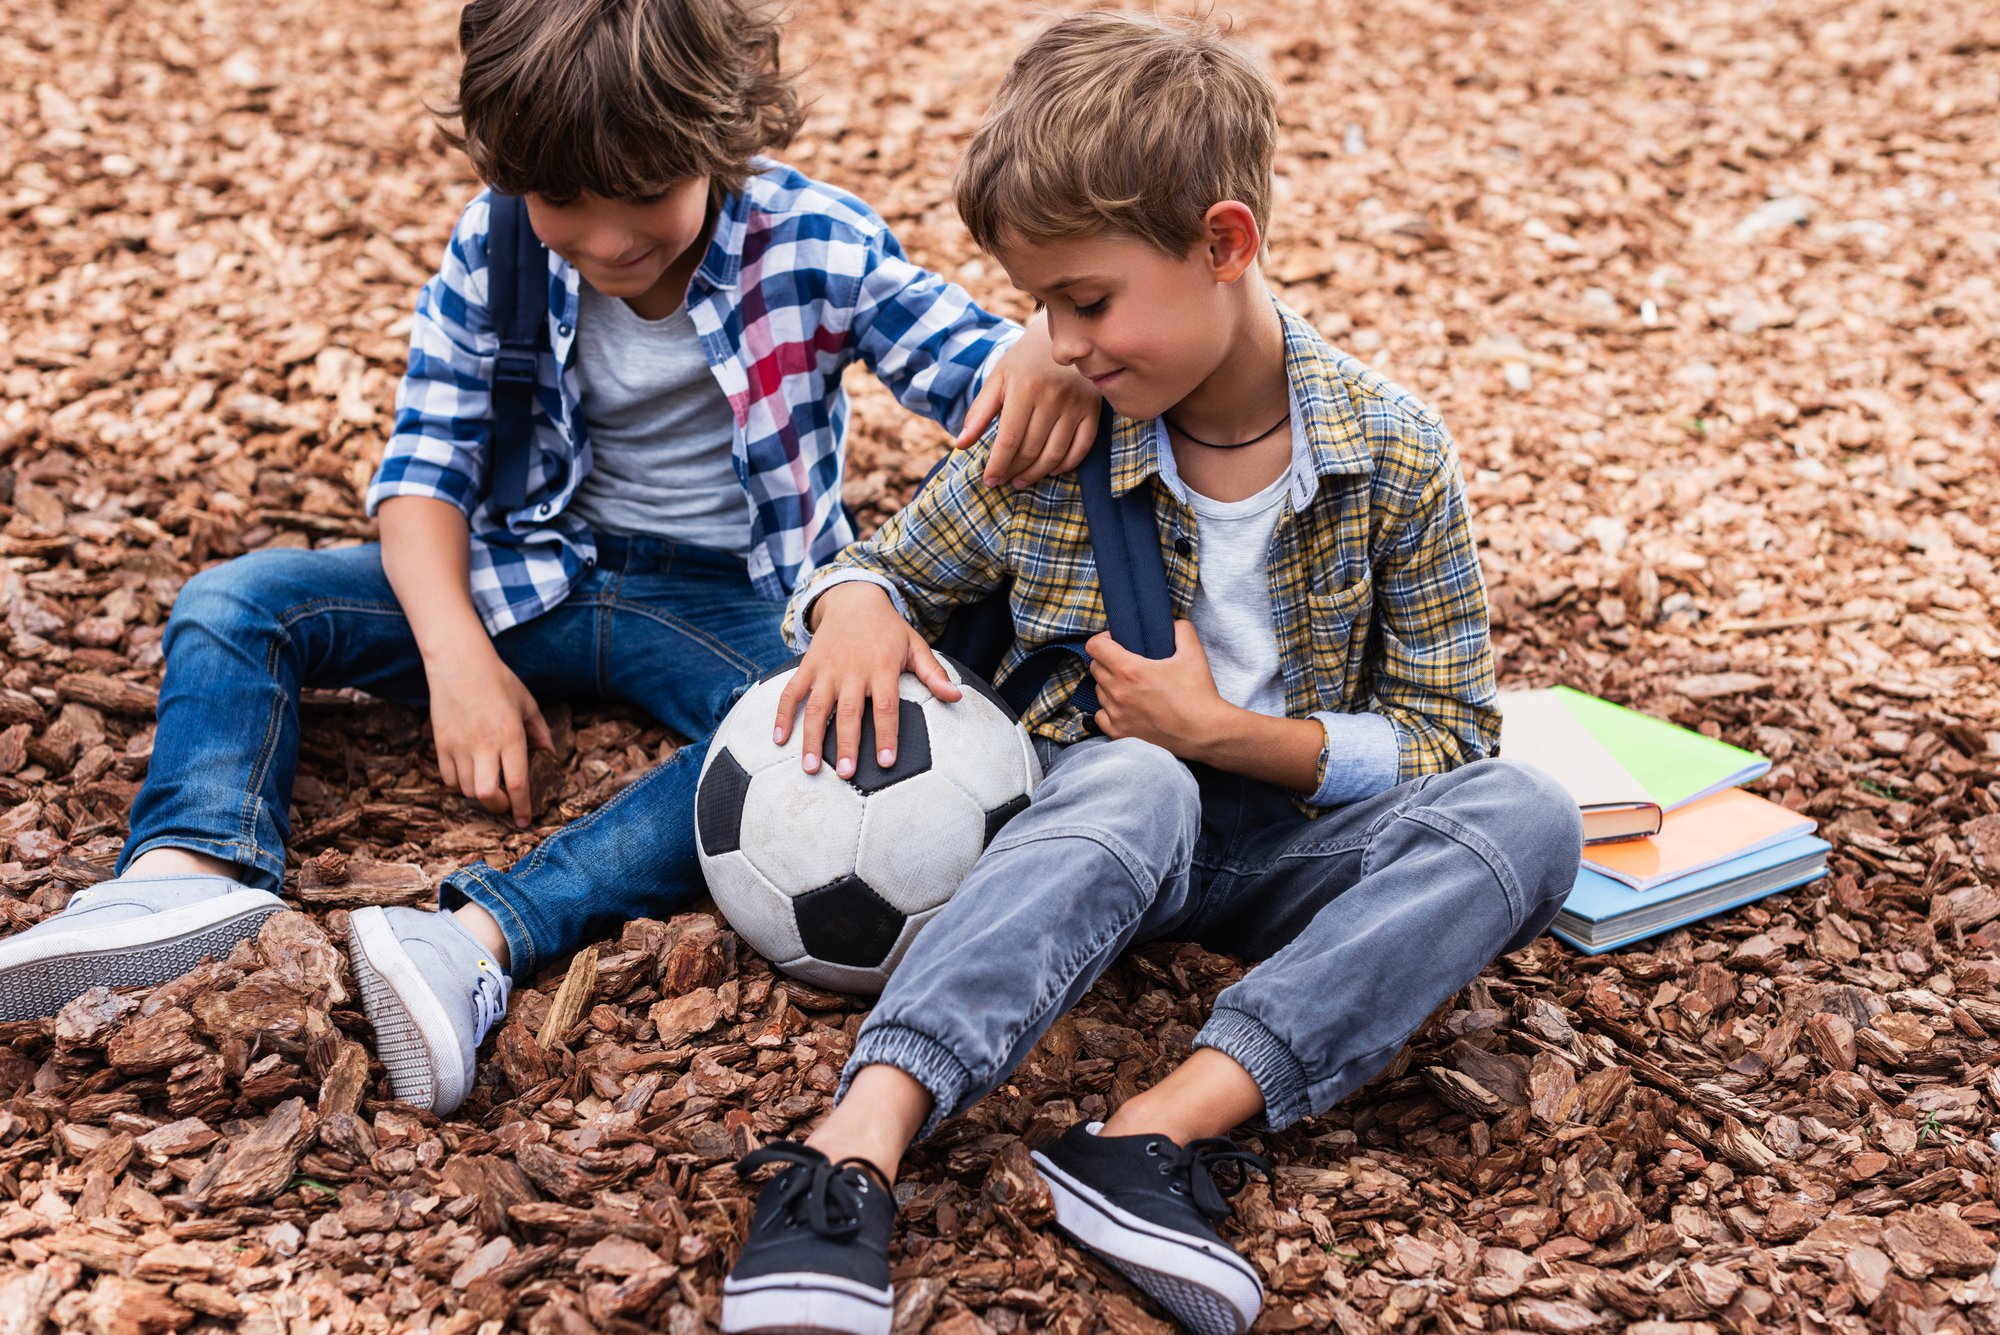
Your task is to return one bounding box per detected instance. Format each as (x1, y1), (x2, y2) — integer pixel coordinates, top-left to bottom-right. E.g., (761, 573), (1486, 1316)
(485, 193), (548, 514)
(992, 413), (1174, 719)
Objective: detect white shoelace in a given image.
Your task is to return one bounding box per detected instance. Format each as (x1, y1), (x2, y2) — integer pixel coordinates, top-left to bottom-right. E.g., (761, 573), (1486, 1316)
(470, 964), (511, 1045)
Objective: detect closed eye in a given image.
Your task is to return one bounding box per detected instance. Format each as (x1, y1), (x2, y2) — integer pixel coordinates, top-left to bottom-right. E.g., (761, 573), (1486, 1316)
(1073, 298), (1107, 318)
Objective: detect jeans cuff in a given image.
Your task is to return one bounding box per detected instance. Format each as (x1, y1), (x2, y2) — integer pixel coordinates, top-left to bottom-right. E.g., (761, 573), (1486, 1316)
(440, 864), (537, 980)
(839, 1023), (974, 1142)
(1195, 1007), (1313, 1132)
(117, 835), (284, 895)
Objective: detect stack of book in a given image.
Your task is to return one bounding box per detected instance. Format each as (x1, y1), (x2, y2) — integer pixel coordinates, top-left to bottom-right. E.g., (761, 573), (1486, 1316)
(1499, 686), (1830, 953)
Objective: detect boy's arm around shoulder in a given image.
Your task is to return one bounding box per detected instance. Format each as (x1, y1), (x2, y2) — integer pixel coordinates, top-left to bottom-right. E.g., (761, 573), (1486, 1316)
(365, 193), (500, 522)
(782, 434), (1015, 650)
(1337, 414), (1501, 791)
(843, 218), (1018, 439)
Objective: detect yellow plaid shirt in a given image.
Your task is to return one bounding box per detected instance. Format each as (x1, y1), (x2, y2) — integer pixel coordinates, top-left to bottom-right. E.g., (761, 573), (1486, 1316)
(785, 306), (1500, 807)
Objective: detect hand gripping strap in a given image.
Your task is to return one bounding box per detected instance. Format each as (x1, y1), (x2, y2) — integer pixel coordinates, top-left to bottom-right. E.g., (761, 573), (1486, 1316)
(994, 414), (1175, 720)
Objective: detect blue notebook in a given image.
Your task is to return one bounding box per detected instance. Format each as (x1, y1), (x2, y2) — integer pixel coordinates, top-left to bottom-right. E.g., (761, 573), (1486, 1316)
(1551, 833), (1831, 954)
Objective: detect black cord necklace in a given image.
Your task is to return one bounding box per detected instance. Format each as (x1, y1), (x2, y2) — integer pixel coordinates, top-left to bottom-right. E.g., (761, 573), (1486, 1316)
(1164, 411), (1290, 450)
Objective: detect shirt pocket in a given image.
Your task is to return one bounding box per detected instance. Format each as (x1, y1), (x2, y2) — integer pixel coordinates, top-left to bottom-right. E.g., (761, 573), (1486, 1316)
(1307, 576), (1373, 707)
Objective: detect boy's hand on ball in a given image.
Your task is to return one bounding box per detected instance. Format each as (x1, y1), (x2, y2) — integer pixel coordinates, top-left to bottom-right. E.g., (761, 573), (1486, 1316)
(427, 649), (554, 830)
(954, 313), (1100, 489)
(782, 583), (962, 778)
(1086, 620), (1234, 759)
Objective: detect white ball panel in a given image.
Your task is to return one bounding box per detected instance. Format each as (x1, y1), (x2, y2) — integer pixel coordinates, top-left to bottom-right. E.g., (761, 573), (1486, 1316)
(698, 850), (805, 962)
(916, 691), (1036, 810)
(852, 777), (987, 915)
(712, 670), (805, 774)
(770, 953), (893, 996)
(737, 762), (866, 897)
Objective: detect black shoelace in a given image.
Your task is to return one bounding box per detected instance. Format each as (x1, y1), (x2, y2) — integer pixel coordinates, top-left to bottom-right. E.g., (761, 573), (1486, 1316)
(1142, 1136), (1275, 1223)
(736, 1141), (889, 1240)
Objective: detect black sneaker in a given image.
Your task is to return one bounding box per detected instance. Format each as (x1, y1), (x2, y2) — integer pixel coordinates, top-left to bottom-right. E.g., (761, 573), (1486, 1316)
(721, 1142), (896, 1335)
(1032, 1122), (1272, 1335)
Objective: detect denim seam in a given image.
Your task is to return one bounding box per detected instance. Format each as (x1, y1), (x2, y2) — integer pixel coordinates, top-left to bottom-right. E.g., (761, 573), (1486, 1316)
(595, 565), (623, 699)
(855, 827), (1167, 1134)
(446, 865), (538, 974)
(981, 823), (1164, 888)
(1364, 805), (1526, 930)
(122, 834), (282, 887)
(604, 599), (763, 678)
(245, 597), (413, 872)
(983, 838), (1164, 1101)
(518, 745), (688, 878)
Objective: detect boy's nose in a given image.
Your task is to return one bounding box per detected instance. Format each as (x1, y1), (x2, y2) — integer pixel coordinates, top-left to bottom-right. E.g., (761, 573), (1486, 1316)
(1050, 329), (1091, 367)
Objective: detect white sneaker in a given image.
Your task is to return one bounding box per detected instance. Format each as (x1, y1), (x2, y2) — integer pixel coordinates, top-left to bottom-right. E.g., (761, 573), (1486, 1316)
(346, 906), (510, 1115)
(0, 875), (284, 1022)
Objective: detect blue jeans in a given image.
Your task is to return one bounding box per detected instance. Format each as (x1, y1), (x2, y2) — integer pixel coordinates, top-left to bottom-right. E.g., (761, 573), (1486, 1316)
(120, 535), (787, 975)
(844, 735), (1583, 1135)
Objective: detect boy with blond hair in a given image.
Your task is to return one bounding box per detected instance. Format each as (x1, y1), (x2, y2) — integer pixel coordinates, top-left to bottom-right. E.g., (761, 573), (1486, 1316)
(720, 13), (1581, 1334)
(0, 0), (1096, 1115)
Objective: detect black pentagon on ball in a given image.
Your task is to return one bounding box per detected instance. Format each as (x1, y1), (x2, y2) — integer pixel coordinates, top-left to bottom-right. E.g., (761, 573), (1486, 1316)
(695, 746), (752, 855)
(983, 793), (1031, 846)
(793, 875), (906, 968)
(822, 698), (930, 794)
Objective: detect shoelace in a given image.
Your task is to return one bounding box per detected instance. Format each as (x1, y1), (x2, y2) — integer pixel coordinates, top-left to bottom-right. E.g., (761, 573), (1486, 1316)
(469, 962), (511, 1045)
(736, 1141), (888, 1240)
(1144, 1135), (1275, 1224)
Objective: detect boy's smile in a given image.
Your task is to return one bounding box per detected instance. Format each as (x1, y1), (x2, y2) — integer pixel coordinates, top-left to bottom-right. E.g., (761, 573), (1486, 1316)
(526, 177), (714, 318)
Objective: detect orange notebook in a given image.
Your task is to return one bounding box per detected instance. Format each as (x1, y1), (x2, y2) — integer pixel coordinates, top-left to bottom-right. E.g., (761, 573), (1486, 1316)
(1583, 788), (1816, 891)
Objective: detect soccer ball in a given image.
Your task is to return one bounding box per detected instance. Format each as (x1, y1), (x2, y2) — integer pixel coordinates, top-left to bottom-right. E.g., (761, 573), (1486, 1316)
(694, 656), (1042, 994)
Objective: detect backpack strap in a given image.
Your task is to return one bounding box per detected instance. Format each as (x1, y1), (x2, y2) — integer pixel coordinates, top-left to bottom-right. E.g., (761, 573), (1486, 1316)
(485, 193), (549, 515)
(994, 413), (1175, 718)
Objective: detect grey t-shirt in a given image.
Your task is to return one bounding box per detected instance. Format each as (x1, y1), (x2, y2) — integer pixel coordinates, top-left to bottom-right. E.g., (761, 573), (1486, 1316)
(568, 283), (751, 554)
(1183, 459), (1292, 717)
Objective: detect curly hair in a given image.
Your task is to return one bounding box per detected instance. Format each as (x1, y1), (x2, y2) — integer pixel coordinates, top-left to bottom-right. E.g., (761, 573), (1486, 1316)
(445, 0), (802, 200)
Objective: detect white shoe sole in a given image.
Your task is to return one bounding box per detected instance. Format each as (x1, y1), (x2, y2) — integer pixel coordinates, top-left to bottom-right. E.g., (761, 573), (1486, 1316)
(0, 889), (283, 1022)
(1032, 1149), (1262, 1335)
(720, 1272), (893, 1335)
(346, 908), (469, 1115)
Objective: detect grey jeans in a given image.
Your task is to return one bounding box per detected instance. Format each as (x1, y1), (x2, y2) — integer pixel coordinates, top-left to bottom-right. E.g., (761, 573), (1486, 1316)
(843, 735), (1583, 1136)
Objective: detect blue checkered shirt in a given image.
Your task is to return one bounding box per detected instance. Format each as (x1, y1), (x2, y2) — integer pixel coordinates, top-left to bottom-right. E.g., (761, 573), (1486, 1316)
(366, 161), (1018, 633)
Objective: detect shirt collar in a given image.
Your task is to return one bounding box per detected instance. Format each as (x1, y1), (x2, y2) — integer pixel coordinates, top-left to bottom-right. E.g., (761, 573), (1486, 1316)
(693, 170), (757, 294)
(1107, 302), (1374, 505)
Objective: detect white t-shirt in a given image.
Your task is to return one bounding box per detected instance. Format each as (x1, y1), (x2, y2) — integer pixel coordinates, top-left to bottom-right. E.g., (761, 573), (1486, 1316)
(568, 283), (751, 554)
(1160, 421), (1294, 716)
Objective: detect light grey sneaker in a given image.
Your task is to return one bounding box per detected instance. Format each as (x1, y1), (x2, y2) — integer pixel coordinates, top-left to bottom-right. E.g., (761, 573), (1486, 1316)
(346, 906), (510, 1115)
(0, 875), (285, 1023)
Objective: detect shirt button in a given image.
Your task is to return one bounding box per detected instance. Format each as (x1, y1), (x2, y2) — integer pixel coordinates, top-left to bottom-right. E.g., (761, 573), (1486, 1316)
(1174, 537), (1194, 557)
(558, 323), (573, 336)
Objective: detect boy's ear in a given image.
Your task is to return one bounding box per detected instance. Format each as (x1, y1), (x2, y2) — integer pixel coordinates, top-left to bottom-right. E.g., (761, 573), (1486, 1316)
(1203, 201), (1262, 282)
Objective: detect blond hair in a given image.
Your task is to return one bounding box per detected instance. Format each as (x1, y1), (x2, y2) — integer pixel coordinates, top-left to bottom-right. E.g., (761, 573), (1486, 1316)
(955, 11), (1278, 257)
(446, 0), (801, 201)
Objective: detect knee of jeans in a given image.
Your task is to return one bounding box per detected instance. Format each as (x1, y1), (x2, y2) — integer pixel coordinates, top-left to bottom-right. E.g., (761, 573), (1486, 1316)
(166, 552), (304, 644)
(1090, 736), (1201, 825)
(1457, 758), (1584, 909)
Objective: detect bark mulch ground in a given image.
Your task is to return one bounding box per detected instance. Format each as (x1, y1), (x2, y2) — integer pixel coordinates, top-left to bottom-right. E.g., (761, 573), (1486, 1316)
(2, 0), (1998, 1330)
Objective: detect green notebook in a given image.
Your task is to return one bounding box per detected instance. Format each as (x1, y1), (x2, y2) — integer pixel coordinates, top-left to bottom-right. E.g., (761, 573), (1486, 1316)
(1499, 686), (1770, 814)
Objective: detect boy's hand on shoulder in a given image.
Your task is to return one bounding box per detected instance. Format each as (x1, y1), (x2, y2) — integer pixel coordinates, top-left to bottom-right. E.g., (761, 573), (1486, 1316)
(953, 313), (1099, 490)
(778, 583), (963, 779)
(1087, 620), (1237, 760)
(427, 649), (554, 830)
